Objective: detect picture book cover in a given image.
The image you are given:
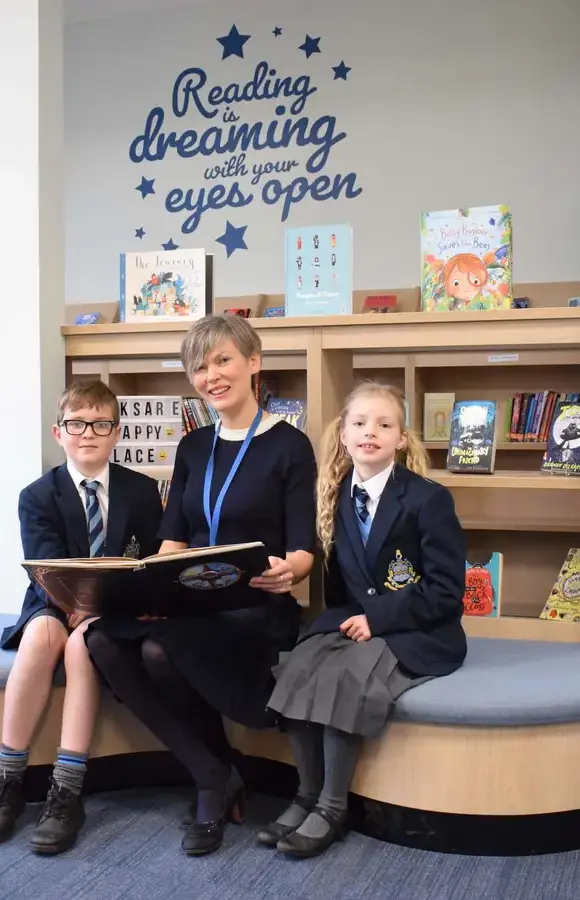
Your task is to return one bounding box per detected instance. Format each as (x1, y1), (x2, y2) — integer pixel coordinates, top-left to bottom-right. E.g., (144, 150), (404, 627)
(540, 548), (580, 621)
(541, 402), (580, 476)
(423, 392), (455, 441)
(120, 249), (207, 323)
(285, 224), (353, 317)
(463, 553), (503, 617)
(421, 205), (513, 311)
(446, 400), (497, 473)
(22, 543), (271, 618)
(266, 398), (307, 431)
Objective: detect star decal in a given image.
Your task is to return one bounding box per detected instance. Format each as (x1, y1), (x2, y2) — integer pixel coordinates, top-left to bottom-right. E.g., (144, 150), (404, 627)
(217, 25), (251, 60)
(162, 238), (179, 251)
(216, 221), (248, 258)
(273, 26), (282, 37)
(135, 227), (146, 239)
(299, 35), (321, 59)
(332, 61), (351, 81)
(135, 177), (155, 199)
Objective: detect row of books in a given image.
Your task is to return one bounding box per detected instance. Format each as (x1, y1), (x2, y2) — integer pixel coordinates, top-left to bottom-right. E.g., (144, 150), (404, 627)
(424, 391), (579, 445)
(426, 395), (580, 476)
(116, 205), (514, 324)
(464, 548), (580, 623)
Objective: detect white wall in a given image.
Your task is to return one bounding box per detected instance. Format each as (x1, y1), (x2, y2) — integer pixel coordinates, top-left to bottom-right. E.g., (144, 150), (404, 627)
(65, 0), (580, 302)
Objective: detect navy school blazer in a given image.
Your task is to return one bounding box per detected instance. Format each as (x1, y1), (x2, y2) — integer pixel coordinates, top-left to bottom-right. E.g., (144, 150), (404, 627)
(304, 464), (467, 676)
(1, 463), (163, 649)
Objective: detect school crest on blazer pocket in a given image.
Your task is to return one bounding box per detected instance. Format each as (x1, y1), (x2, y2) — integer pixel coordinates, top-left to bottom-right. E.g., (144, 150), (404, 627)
(385, 549), (421, 591)
(123, 535), (140, 559)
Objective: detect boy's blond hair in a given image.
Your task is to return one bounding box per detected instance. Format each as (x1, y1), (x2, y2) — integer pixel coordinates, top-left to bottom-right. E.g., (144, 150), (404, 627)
(56, 380), (120, 425)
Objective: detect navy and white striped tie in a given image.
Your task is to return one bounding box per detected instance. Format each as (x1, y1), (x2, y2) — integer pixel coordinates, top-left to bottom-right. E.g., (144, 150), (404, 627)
(353, 485), (370, 526)
(82, 480), (105, 557)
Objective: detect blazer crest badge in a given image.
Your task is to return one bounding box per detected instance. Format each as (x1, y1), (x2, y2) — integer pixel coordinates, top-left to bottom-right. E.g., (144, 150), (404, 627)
(385, 549), (421, 591)
(123, 535), (140, 559)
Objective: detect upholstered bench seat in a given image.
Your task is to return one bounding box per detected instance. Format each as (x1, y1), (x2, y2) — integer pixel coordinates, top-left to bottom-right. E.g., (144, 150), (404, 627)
(3, 611), (580, 728)
(395, 637), (580, 726)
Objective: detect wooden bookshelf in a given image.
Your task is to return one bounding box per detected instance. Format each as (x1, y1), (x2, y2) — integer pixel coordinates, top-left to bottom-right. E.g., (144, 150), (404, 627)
(62, 303), (580, 627)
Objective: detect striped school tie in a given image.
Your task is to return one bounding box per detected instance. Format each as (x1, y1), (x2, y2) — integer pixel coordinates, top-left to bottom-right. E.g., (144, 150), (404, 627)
(353, 484), (370, 526)
(81, 480), (105, 557)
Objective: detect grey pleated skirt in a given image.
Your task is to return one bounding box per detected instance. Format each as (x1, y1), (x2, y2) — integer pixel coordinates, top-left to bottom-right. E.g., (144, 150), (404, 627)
(268, 632), (431, 738)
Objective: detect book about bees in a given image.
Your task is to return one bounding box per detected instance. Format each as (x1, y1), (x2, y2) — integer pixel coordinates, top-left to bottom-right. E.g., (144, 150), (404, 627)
(421, 205), (513, 311)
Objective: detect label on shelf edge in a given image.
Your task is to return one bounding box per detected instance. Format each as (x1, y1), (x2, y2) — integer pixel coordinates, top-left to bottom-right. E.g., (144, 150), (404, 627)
(161, 360), (183, 369)
(487, 353), (519, 363)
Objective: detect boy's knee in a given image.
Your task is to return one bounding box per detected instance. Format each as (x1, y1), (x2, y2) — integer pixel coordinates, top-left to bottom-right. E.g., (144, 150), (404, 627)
(21, 615), (67, 658)
(64, 627), (91, 668)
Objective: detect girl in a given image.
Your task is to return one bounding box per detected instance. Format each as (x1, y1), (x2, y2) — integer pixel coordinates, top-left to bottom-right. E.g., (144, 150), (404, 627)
(85, 314), (317, 856)
(261, 382), (467, 858)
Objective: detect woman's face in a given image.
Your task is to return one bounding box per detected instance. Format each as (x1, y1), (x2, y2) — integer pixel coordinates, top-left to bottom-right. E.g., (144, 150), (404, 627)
(191, 338), (260, 414)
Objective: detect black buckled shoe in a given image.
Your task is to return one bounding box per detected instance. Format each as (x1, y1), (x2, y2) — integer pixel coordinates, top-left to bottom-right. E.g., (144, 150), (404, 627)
(0, 776), (26, 842)
(256, 795), (316, 847)
(276, 806), (346, 858)
(30, 778), (86, 855)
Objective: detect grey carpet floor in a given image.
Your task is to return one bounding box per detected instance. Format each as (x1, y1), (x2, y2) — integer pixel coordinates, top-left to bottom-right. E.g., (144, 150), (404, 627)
(0, 789), (579, 900)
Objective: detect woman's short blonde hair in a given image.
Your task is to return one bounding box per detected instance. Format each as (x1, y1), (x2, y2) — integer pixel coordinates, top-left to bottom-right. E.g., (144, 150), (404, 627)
(180, 314), (262, 376)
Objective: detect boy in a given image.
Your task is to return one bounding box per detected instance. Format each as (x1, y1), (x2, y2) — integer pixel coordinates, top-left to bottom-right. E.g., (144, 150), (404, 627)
(0, 380), (163, 855)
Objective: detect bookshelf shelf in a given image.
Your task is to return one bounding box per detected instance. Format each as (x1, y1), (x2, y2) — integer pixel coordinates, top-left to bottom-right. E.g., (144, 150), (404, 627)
(425, 441), (548, 452)
(62, 298), (580, 622)
(431, 470), (580, 490)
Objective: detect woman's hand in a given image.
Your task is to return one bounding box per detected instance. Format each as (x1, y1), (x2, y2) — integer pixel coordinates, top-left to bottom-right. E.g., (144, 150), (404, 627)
(250, 556), (294, 594)
(340, 614), (372, 642)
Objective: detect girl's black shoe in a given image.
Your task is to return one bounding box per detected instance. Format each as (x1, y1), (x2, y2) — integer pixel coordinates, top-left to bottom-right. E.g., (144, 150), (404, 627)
(256, 795), (316, 847)
(276, 806), (346, 859)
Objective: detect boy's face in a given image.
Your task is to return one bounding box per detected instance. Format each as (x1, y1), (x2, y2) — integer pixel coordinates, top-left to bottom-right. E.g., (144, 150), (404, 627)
(53, 403), (120, 475)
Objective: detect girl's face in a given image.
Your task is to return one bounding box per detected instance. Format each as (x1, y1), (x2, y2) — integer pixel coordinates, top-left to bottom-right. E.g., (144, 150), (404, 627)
(191, 338), (259, 414)
(447, 266), (483, 301)
(341, 394), (407, 476)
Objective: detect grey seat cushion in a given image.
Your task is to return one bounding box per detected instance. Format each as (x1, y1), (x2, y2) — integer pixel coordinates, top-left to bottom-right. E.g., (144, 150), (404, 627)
(396, 638), (580, 726)
(1, 614), (579, 728)
(0, 613), (66, 689)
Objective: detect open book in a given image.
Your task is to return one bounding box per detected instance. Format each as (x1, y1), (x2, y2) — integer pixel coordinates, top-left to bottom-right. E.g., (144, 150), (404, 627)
(22, 542), (271, 618)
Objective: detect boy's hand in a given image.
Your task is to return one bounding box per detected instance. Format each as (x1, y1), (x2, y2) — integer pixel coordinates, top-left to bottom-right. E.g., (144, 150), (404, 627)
(340, 614), (372, 642)
(67, 611), (89, 630)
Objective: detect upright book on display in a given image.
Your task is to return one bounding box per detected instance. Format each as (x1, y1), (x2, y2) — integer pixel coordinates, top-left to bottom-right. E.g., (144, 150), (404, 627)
(284, 224), (353, 317)
(421, 205), (513, 311)
(120, 248), (211, 323)
(446, 400), (497, 473)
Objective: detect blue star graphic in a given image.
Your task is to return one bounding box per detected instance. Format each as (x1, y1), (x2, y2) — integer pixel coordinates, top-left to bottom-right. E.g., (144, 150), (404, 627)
(273, 26), (282, 37)
(135, 227), (145, 239)
(162, 238), (179, 251)
(136, 176), (155, 199)
(299, 35), (321, 59)
(332, 61), (351, 81)
(217, 25), (251, 60)
(216, 221), (248, 258)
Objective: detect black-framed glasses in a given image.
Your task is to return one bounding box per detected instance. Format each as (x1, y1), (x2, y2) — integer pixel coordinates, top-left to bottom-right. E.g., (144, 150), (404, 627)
(62, 419), (117, 437)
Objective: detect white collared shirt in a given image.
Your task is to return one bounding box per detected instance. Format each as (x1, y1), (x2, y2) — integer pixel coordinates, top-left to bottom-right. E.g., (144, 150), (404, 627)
(67, 461), (110, 530)
(351, 463), (394, 523)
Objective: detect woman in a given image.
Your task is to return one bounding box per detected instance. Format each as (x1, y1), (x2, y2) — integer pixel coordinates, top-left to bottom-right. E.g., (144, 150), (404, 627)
(85, 314), (317, 856)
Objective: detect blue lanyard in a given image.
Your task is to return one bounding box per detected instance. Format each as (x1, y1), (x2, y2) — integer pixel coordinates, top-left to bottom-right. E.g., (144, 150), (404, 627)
(203, 408), (263, 546)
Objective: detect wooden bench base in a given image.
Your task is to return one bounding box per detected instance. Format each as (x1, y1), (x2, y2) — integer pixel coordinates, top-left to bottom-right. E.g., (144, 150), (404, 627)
(5, 685), (580, 856)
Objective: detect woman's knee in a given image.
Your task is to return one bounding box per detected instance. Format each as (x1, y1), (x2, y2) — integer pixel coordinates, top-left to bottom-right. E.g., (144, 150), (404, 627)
(141, 638), (170, 671)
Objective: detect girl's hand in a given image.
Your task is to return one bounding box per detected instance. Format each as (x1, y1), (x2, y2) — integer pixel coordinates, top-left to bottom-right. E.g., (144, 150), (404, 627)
(250, 556), (294, 594)
(340, 614), (372, 642)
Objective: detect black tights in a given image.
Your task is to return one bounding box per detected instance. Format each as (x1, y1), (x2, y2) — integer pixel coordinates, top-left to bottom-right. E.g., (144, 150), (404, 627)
(87, 630), (232, 793)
